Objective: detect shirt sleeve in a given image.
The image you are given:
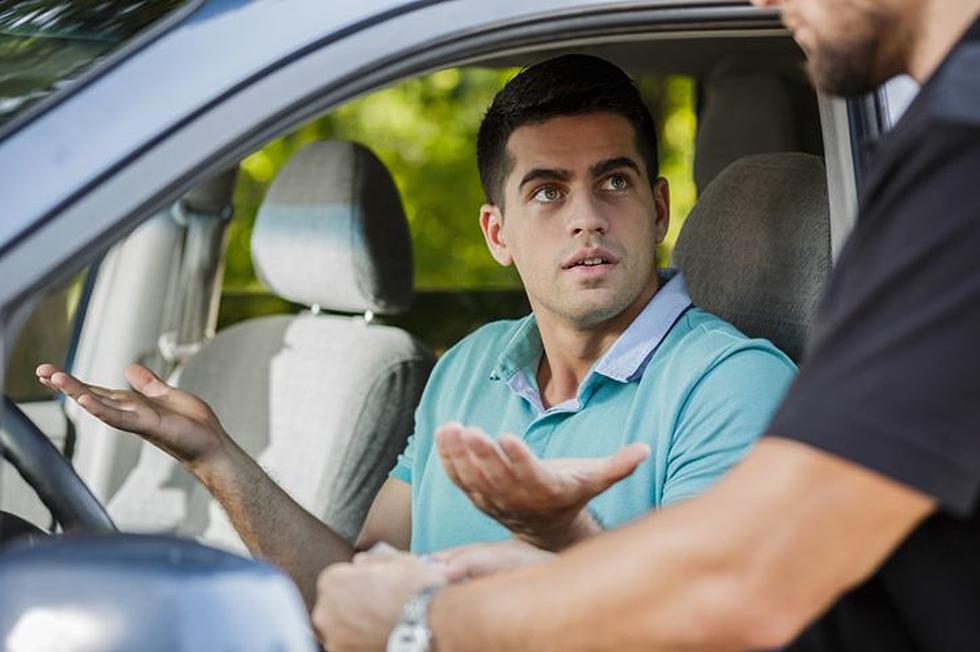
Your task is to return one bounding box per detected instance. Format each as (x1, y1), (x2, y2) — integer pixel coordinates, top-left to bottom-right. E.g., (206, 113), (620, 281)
(661, 346), (796, 505)
(768, 125), (980, 516)
(389, 432), (416, 484)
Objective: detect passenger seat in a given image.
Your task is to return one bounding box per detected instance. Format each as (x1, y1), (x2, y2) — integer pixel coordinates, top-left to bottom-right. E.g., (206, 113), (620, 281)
(109, 140), (435, 551)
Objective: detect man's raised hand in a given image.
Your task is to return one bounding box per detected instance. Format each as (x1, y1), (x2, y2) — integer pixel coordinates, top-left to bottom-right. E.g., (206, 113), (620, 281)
(435, 423), (650, 550)
(36, 363), (230, 473)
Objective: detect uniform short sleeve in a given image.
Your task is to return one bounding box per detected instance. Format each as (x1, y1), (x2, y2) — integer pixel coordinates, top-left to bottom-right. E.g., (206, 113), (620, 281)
(768, 125), (980, 516)
(662, 346), (796, 505)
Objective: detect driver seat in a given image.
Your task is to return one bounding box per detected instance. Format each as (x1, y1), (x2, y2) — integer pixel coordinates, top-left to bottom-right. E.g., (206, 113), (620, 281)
(109, 140), (435, 551)
(675, 152), (831, 362)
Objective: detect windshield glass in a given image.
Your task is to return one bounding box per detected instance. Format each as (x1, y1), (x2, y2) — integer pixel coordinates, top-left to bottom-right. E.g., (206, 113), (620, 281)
(0, 0), (186, 129)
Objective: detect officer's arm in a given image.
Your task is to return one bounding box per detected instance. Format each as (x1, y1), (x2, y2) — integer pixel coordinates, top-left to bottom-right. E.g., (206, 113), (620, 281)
(428, 437), (936, 651)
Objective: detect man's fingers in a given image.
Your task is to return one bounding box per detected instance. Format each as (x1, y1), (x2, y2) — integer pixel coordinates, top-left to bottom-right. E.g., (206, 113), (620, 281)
(35, 363), (62, 381)
(436, 424), (468, 487)
(46, 371), (98, 403)
(605, 442), (651, 476)
(461, 428), (516, 488)
(76, 393), (142, 431)
(594, 443), (651, 488)
(498, 433), (545, 484)
(124, 363), (170, 399)
(438, 425), (493, 494)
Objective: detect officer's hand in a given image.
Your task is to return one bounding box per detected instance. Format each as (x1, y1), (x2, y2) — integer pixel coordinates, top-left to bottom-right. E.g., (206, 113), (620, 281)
(432, 538), (555, 582)
(313, 549), (446, 652)
(435, 423), (649, 550)
(37, 363), (231, 473)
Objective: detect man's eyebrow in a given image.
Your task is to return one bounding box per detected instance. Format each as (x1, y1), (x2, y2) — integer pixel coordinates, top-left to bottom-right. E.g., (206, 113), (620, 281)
(590, 156), (641, 178)
(518, 167), (572, 190)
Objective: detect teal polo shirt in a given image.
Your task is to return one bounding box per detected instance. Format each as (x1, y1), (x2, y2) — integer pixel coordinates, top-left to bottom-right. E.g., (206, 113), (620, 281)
(391, 271), (796, 554)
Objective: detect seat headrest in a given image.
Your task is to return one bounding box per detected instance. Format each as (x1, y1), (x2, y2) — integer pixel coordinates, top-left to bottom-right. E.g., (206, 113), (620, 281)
(251, 140), (414, 315)
(674, 152), (831, 361)
(694, 59), (819, 193)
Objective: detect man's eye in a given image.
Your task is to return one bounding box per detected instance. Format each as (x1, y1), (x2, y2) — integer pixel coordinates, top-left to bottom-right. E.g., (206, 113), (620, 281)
(532, 186), (563, 203)
(602, 174), (630, 191)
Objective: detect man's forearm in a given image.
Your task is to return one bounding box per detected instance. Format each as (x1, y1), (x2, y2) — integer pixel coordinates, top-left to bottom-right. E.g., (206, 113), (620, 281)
(516, 508), (603, 551)
(195, 439), (353, 609)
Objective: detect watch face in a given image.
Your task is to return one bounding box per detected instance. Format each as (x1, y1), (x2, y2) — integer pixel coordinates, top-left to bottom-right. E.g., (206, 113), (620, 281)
(387, 624), (430, 652)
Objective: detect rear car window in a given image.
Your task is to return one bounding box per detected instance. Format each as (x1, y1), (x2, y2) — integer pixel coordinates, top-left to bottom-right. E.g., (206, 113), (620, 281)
(0, 0), (186, 130)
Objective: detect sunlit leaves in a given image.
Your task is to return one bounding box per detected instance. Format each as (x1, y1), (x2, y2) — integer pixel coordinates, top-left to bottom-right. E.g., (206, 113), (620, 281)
(224, 67), (697, 295)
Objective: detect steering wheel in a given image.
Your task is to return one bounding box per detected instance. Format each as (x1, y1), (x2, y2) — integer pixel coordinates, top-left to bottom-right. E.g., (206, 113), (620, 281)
(1, 396), (116, 534)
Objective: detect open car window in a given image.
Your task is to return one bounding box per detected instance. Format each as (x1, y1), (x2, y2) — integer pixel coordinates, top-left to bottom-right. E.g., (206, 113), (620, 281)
(217, 66), (699, 355)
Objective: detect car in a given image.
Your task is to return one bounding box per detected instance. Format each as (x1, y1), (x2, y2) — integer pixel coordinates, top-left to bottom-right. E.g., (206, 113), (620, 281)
(0, 0), (919, 647)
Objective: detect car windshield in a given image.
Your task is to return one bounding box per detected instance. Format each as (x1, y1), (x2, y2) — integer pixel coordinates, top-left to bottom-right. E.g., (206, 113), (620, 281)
(0, 0), (186, 130)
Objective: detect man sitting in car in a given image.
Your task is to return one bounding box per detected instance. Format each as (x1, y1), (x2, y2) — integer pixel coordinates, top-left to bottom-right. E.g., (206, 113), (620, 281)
(38, 54), (795, 608)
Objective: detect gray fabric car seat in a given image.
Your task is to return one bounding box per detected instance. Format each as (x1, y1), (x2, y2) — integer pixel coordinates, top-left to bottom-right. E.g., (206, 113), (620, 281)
(694, 59), (823, 193)
(108, 141), (435, 551)
(674, 152), (831, 362)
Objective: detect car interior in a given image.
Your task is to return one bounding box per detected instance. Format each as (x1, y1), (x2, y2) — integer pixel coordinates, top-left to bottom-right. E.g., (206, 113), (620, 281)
(1, 26), (847, 551)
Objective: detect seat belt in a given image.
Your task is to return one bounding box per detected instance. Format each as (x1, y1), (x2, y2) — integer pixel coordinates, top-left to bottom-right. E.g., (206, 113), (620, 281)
(154, 168), (238, 376)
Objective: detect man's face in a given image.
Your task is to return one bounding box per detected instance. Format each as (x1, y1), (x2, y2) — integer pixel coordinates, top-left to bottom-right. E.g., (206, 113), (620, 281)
(752, 0), (912, 95)
(479, 112), (669, 329)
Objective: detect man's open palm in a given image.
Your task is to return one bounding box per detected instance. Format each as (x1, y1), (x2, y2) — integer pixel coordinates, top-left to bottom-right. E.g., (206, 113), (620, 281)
(36, 362), (227, 469)
(435, 423), (649, 549)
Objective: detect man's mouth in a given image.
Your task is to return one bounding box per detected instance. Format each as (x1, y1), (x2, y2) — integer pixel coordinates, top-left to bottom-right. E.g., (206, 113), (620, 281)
(562, 248), (619, 270)
(572, 257), (609, 267)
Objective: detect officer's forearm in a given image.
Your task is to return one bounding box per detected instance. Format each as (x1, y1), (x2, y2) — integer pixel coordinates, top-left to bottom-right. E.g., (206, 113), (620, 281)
(427, 438), (934, 651)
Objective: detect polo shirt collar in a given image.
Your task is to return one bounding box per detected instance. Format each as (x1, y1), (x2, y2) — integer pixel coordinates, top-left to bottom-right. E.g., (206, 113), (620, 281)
(593, 269), (692, 382)
(490, 269), (693, 385)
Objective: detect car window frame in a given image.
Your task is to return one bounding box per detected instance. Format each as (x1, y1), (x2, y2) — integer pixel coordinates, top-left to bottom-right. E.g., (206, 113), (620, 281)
(0, 1), (781, 327)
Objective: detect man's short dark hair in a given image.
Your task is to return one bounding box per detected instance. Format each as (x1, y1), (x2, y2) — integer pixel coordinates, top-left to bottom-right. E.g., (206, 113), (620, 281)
(477, 54), (660, 207)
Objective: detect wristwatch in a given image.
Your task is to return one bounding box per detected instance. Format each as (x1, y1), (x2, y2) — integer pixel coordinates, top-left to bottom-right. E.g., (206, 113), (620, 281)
(387, 584), (443, 652)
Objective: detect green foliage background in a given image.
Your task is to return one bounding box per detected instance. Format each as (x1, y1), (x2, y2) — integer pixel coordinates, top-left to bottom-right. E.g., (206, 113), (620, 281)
(223, 67), (696, 295)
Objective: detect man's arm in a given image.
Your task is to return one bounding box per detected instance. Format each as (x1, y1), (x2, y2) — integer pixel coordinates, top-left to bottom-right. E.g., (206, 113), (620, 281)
(426, 437), (935, 651)
(203, 449), (411, 608)
(37, 363), (412, 609)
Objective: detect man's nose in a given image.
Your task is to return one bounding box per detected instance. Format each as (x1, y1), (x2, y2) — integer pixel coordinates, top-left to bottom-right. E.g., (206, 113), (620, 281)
(567, 195), (610, 237)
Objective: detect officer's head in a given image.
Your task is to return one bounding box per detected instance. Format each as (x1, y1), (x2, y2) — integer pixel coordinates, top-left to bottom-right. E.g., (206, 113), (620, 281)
(748, 0), (944, 95)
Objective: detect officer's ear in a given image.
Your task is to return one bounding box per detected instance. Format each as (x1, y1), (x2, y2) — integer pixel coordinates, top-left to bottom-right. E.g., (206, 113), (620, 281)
(480, 204), (512, 266)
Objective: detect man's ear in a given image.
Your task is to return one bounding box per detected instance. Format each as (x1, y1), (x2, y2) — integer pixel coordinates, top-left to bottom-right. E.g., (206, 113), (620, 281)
(479, 203), (513, 266)
(652, 177), (670, 243)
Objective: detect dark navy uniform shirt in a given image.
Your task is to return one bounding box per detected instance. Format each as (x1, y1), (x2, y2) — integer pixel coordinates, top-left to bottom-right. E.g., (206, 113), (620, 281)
(771, 16), (980, 652)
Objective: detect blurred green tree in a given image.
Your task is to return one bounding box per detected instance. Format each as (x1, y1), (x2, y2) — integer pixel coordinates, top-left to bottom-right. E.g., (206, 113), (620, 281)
(222, 67), (696, 309)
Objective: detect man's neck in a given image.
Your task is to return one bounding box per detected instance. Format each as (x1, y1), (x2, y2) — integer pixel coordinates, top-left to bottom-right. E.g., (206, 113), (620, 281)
(534, 277), (660, 410)
(907, 0), (980, 82)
